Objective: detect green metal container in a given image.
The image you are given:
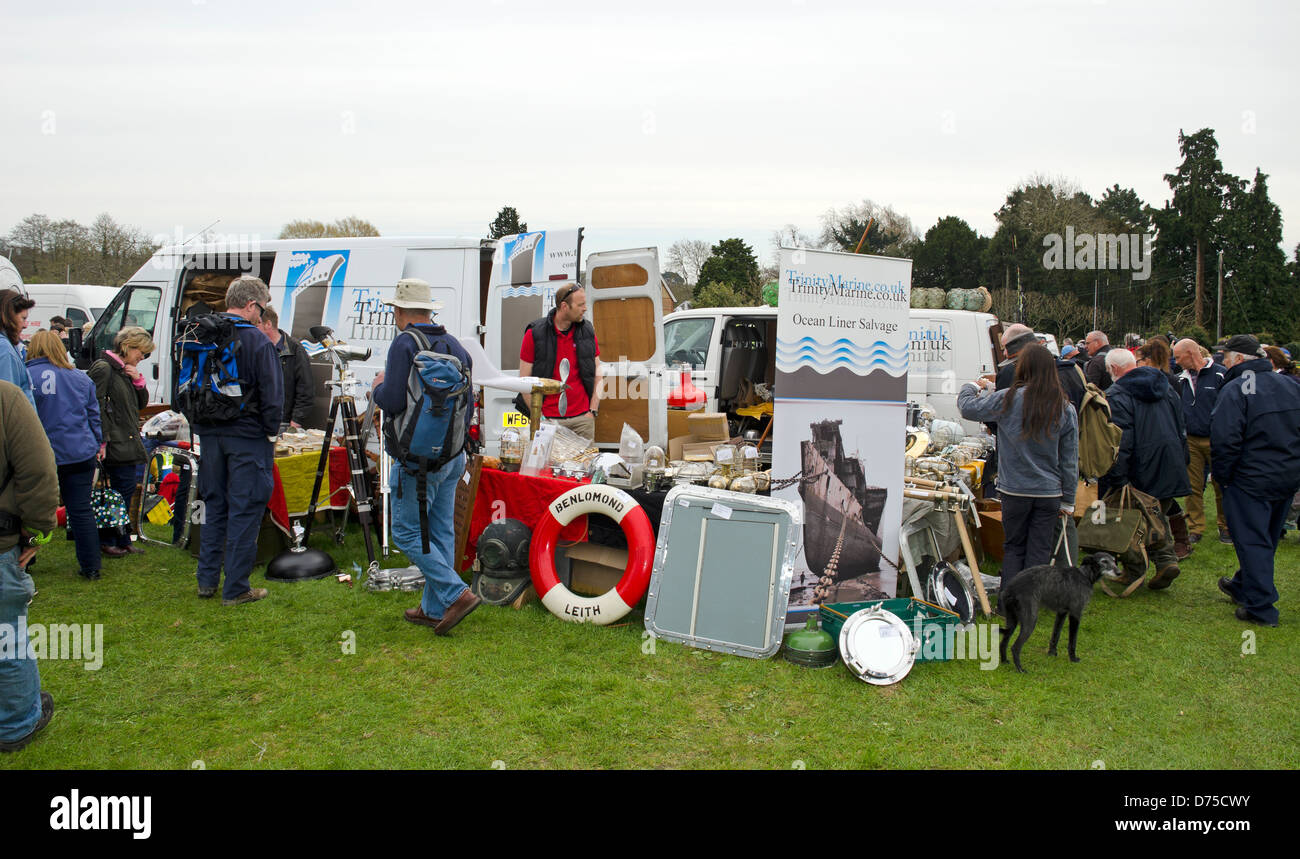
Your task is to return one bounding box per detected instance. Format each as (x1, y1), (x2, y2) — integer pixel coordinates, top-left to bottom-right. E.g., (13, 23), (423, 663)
(783, 615), (838, 668)
(820, 598), (962, 662)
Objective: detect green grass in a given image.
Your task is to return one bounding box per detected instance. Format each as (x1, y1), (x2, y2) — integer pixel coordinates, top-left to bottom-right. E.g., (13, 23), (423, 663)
(2, 496), (1297, 770)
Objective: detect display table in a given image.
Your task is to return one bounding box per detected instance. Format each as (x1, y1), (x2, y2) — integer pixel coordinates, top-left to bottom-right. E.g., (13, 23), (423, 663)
(462, 467), (676, 572)
(267, 447), (353, 536)
(463, 468), (590, 571)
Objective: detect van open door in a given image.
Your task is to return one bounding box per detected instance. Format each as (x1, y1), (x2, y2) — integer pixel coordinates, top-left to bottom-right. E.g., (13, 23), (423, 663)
(483, 229), (584, 452)
(583, 247), (667, 448)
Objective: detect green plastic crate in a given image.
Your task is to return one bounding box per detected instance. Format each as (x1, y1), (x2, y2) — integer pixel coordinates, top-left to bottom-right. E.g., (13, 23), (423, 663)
(820, 598), (963, 662)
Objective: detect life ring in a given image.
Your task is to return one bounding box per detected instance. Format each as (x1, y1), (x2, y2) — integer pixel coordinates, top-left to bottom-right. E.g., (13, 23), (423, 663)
(529, 484), (654, 625)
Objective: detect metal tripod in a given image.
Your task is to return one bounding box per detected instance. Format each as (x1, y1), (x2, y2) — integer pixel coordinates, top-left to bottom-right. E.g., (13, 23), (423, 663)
(302, 371), (379, 579)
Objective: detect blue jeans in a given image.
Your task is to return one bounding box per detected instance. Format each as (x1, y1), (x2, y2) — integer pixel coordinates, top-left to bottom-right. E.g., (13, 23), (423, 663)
(0, 547), (41, 742)
(196, 434), (274, 601)
(1222, 484), (1287, 625)
(390, 453), (468, 618)
(59, 459), (100, 574)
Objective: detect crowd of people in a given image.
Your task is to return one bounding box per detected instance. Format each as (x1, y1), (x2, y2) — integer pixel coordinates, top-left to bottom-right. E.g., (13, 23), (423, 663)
(962, 325), (1300, 630)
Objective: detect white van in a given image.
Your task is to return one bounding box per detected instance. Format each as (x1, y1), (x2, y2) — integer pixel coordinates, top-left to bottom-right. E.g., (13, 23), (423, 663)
(0, 257), (21, 292)
(22, 284), (121, 336)
(659, 305), (1009, 444)
(80, 233), (672, 448)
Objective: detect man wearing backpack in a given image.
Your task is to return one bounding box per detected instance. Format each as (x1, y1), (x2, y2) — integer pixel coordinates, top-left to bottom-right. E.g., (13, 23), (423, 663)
(189, 277), (283, 607)
(371, 278), (480, 635)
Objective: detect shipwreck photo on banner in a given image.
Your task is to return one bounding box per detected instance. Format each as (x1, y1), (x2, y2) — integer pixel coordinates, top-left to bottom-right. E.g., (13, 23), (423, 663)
(773, 247), (913, 616)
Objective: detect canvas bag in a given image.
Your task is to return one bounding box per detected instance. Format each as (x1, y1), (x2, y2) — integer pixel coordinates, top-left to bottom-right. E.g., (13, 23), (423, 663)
(1076, 374), (1123, 481)
(91, 468), (131, 531)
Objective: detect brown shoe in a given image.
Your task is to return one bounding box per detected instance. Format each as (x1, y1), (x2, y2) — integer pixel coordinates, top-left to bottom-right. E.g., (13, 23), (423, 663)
(101, 545), (129, 558)
(222, 587), (269, 607)
(125, 544), (146, 555)
(1148, 564), (1181, 590)
(434, 590), (481, 636)
(403, 606), (442, 628)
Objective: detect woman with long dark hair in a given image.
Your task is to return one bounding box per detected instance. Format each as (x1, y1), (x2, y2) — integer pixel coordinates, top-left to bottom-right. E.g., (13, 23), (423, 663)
(958, 343), (1080, 588)
(0, 289), (36, 404)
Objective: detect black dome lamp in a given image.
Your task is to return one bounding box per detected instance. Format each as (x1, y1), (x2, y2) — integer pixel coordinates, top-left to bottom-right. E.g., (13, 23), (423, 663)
(266, 521), (339, 582)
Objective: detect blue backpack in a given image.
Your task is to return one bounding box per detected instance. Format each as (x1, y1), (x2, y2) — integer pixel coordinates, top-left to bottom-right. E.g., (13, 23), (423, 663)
(382, 328), (472, 552)
(174, 314), (259, 424)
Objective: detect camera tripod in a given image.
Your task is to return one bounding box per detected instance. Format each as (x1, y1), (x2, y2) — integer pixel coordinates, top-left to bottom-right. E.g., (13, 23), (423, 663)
(302, 365), (380, 578)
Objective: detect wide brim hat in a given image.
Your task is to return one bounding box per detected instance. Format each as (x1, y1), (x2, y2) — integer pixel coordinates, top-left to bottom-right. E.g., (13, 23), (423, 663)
(384, 277), (444, 311)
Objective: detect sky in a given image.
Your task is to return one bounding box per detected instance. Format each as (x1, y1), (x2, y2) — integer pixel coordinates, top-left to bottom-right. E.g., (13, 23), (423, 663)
(3, 0), (1297, 270)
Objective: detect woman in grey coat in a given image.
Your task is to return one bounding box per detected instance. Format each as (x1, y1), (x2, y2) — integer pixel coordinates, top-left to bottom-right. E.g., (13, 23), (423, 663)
(958, 344), (1079, 589)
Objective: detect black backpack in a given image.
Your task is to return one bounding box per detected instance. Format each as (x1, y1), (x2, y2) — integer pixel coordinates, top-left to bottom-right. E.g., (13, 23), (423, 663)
(174, 314), (258, 424)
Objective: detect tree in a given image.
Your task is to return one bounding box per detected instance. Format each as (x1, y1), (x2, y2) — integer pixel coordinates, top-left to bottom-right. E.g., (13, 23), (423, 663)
(911, 216), (987, 290)
(1161, 128), (1236, 327)
(666, 238), (711, 285)
(1216, 169), (1296, 342)
(5, 212), (158, 286)
(1097, 184), (1151, 233)
(692, 281), (754, 309)
(819, 200), (919, 257)
(278, 217), (380, 239)
(487, 206), (527, 239)
(696, 238), (761, 303)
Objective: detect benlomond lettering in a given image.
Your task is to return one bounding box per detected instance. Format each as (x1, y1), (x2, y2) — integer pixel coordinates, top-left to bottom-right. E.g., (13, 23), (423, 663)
(553, 491), (625, 516)
(50, 789), (151, 839)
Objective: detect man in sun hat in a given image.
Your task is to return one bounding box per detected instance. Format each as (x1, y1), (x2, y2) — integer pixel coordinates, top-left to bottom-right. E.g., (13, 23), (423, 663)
(1211, 334), (1300, 627)
(371, 278), (480, 635)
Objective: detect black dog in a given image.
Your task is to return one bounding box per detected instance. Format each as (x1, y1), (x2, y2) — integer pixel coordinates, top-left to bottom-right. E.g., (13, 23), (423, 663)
(999, 552), (1120, 673)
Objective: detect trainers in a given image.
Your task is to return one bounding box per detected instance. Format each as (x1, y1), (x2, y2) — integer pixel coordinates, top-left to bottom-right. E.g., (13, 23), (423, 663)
(1148, 564), (1181, 590)
(197, 585), (217, 598)
(222, 587), (268, 607)
(1217, 577), (1239, 605)
(1218, 530), (1232, 544)
(1235, 607), (1278, 628)
(0, 691), (53, 752)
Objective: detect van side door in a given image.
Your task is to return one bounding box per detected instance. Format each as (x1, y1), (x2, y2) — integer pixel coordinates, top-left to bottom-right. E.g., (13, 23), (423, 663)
(583, 248), (667, 448)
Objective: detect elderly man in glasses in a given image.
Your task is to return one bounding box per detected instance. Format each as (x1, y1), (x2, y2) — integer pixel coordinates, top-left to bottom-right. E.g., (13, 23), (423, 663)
(517, 282), (602, 442)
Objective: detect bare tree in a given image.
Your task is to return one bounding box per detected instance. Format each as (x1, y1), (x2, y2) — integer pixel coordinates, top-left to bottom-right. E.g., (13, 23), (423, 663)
(279, 217), (380, 239)
(819, 200), (920, 257)
(666, 239), (711, 285)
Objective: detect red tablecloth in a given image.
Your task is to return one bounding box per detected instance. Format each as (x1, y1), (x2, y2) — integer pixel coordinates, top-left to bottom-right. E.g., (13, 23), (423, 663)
(268, 446), (352, 535)
(462, 468), (590, 572)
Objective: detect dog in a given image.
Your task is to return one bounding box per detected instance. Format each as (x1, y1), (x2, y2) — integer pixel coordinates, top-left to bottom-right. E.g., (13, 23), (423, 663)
(999, 552), (1120, 673)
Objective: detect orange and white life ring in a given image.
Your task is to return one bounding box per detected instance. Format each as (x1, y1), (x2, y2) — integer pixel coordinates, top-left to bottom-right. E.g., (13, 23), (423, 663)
(529, 484), (654, 625)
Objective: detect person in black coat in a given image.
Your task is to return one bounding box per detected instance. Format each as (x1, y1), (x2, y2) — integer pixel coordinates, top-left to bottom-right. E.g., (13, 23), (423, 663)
(1098, 348), (1189, 589)
(1211, 335), (1300, 627)
(1082, 330), (1113, 390)
(257, 307), (315, 431)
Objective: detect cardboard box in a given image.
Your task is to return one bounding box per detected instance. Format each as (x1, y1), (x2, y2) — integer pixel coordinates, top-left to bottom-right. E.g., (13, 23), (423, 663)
(687, 411), (729, 442)
(564, 542), (629, 597)
(682, 441), (723, 461)
(667, 408), (694, 441)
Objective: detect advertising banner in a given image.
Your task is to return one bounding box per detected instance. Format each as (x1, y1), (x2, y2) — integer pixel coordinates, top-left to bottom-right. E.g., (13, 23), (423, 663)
(772, 247), (912, 618)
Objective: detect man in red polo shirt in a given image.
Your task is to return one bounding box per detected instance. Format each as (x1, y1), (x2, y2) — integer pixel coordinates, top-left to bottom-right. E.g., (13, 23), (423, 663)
(518, 283), (602, 442)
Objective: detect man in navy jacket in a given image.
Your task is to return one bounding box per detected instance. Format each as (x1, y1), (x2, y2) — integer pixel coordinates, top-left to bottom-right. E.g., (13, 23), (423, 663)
(1173, 338), (1229, 544)
(192, 277), (283, 607)
(1211, 335), (1300, 627)
(371, 278), (479, 636)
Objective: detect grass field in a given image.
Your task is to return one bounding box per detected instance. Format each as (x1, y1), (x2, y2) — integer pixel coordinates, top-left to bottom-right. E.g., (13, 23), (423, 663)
(2, 496), (1296, 770)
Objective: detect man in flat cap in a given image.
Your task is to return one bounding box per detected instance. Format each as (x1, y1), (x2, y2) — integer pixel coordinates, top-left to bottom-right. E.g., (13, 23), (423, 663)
(1211, 334), (1300, 627)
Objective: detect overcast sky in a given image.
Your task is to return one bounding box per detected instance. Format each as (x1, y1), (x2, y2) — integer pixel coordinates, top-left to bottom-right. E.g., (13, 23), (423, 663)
(3, 0), (1297, 270)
